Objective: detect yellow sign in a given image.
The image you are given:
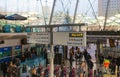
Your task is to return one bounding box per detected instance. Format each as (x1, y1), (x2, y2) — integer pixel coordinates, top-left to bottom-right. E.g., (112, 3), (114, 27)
(69, 33), (83, 37)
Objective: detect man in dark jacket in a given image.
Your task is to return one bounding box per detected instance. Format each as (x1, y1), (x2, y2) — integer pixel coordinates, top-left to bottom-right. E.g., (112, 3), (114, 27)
(36, 64), (43, 76)
(98, 53), (104, 66)
(117, 57), (120, 70)
(1, 62), (8, 77)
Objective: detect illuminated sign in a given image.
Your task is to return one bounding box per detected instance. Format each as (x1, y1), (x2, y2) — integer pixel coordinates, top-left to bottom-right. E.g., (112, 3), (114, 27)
(69, 33), (83, 37)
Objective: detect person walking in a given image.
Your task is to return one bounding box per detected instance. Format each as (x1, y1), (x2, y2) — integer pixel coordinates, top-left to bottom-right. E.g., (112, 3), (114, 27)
(31, 68), (37, 77)
(44, 48), (48, 67)
(11, 62), (18, 77)
(69, 47), (75, 69)
(7, 61), (13, 77)
(1, 62), (8, 77)
(78, 62), (86, 77)
(37, 64), (43, 76)
(75, 47), (83, 66)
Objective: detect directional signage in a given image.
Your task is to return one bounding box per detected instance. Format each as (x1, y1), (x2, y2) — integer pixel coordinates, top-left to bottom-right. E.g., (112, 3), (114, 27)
(53, 32), (86, 46)
(27, 32), (50, 44)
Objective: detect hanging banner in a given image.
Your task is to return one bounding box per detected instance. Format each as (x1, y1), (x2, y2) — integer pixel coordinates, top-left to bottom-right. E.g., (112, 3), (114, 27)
(53, 32), (86, 47)
(27, 32), (50, 44)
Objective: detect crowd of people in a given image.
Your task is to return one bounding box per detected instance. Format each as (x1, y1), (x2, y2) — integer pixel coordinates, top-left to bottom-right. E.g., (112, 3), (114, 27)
(1, 45), (120, 77)
(68, 46), (120, 77)
(20, 62), (86, 77)
(27, 46), (94, 77)
(0, 48), (38, 77)
(26, 50), (120, 77)
(20, 49), (37, 62)
(1, 61), (20, 77)
(69, 46), (94, 77)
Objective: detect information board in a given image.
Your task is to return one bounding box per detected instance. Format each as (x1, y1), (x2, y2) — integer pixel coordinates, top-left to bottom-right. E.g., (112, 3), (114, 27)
(27, 32), (50, 44)
(53, 32), (86, 46)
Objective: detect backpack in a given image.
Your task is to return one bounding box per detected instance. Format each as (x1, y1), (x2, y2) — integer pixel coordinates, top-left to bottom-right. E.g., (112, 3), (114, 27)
(87, 60), (93, 69)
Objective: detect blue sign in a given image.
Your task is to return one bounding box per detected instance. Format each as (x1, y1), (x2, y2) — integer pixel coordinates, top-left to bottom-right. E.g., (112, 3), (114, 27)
(3, 47), (11, 52)
(0, 47), (12, 52)
(15, 46), (21, 50)
(0, 48), (2, 52)
(0, 47), (12, 63)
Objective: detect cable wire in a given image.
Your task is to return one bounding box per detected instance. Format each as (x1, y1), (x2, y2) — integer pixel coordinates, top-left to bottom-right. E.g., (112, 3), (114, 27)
(103, 0), (110, 31)
(79, 0), (96, 22)
(88, 0), (101, 30)
(40, 0), (47, 25)
(59, 0), (66, 13)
